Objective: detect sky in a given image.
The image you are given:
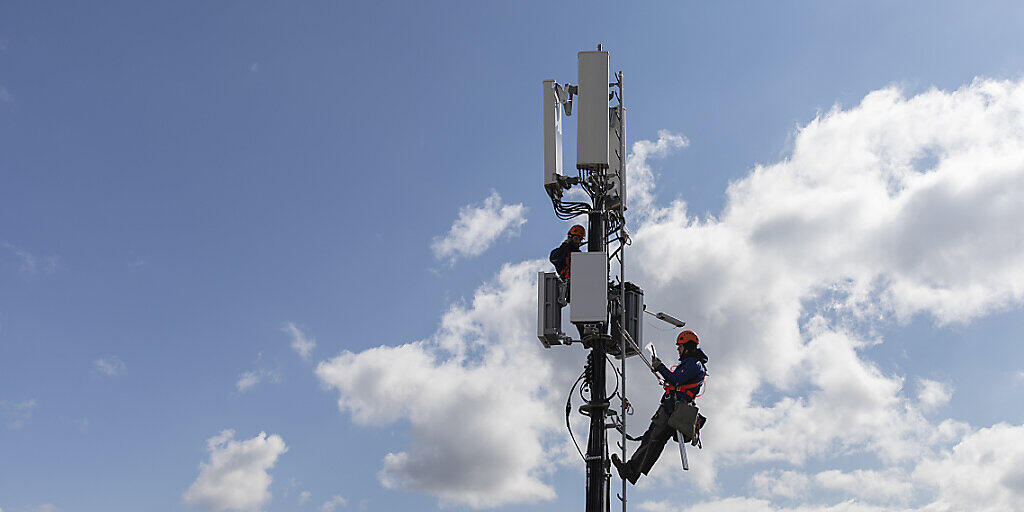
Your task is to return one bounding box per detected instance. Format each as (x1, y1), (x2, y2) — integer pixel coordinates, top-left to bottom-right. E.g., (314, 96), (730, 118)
(3, 2), (1024, 512)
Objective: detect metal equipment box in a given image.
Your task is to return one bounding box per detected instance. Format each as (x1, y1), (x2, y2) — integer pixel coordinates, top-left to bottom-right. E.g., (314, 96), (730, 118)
(609, 281), (643, 358)
(537, 271), (564, 347)
(543, 79), (563, 187)
(576, 51), (609, 170)
(570, 251), (608, 323)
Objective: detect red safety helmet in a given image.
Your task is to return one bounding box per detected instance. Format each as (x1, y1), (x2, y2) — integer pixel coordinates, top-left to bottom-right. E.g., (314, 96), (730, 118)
(676, 330), (699, 345)
(568, 225), (586, 238)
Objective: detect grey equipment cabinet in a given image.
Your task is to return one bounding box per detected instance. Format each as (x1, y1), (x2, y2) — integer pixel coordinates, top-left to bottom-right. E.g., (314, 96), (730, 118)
(609, 281), (643, 358)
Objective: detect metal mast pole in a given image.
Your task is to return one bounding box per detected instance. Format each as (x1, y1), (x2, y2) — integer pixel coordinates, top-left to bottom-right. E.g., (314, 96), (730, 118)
(585, 206), (607, 512)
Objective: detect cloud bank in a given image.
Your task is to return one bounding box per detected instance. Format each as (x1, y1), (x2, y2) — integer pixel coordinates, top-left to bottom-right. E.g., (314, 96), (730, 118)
(319, 77), (1024, 509)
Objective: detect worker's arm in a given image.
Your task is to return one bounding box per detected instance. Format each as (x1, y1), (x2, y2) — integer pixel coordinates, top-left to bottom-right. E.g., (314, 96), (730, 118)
(659, 359), (703, 385)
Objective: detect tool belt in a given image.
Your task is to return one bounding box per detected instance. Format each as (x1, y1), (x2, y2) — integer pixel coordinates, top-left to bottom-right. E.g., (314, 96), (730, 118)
(667, 402), (707, 448)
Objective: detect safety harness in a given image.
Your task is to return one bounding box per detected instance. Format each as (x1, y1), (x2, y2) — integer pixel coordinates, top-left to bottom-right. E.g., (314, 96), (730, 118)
(663, 362), (705, 399)
(664, 379), (704, 398)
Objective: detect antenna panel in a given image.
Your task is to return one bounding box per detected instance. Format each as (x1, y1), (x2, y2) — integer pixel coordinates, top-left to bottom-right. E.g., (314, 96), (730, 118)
(543, 79), (563, 187)
(576, 51), (609, 170)
(537, 271), (564, 347)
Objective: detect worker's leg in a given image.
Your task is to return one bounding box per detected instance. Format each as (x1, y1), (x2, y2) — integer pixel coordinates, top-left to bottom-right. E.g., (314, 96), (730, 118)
(623, 403), (671, 476)
(637, 406), (675, 475)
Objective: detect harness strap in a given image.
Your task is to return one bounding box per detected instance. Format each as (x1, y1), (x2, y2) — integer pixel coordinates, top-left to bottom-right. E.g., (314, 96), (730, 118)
(664, 378), (704, 398)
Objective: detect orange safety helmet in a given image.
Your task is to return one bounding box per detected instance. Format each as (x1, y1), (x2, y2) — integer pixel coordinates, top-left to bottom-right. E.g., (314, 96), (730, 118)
(676, 330), (699, 345)
(568, 225), (586, 238)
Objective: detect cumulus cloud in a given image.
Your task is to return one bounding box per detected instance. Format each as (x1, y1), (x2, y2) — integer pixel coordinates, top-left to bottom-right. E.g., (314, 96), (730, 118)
(914, 423), (1024, 511)
(320, 495), (347, 511)
(431, 191), (527, 264)
(814, 468), (914, 503)
(283, 322), (316, 360)
(0, 399), (36, 429)
(915, 378), (952, 412)
(182, 430), (287, 512)
(626, 130), (689, 216)
(93, 356), (126, 377)
(750, 469), (810, 499)
(640, 497), (894, 512)
(319, 78), (1024, 509)
(317, 261), (569, 508)
(299, 490), (311, 504)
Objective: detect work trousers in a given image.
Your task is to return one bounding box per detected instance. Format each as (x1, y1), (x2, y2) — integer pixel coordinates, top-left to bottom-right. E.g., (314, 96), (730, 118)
(624, 402), (676, 476)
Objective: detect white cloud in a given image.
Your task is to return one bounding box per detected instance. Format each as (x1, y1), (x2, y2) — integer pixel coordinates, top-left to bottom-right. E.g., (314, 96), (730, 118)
(750, 469), (810, 499)
(641, 497), (896, 512)
(283, 322), (316, 360)
(431, 191), (527, 264)
(915, 378), (952, 412)
(628, 78), (1024, 481)
(299, 490), (311, 504)
(319, 77), (1024, 509)
(32, 505), (58, 512)
(814, 468), (914, 503)
(182, 430), (287, 512)
(0, 85), (12, 103)
(913, 422), (1024, 511)
(235, 368), (280, 393)
(0, 399), (36, 429)
(320, 495), (347, 511)
(625, 129), (689, 216)
(93, 356), (126, 377)
(317, 261), (567, 508)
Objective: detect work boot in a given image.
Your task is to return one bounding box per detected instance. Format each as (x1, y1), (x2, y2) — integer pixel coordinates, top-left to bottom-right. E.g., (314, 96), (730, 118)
(611, 454), (638, 485)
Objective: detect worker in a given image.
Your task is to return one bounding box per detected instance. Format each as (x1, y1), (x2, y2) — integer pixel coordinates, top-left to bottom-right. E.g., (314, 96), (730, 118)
(612, 330), (708, 484)
(549, 224), (586, 303)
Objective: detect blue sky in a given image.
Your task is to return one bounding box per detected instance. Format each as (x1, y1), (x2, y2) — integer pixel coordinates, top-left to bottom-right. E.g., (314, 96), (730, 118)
(3, 2), (1024, 512)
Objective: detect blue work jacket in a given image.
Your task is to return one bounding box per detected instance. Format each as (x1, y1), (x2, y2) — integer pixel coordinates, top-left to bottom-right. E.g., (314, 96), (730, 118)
(655, 349), (708, 410)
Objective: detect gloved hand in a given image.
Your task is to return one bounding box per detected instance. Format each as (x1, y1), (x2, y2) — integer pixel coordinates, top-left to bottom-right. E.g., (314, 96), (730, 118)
(651, 356), (662, 370)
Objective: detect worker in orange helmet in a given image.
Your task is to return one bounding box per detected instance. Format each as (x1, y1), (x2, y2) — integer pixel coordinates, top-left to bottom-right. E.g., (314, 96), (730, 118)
(612, 330), (708, 484)
(549, 224), (585, 304)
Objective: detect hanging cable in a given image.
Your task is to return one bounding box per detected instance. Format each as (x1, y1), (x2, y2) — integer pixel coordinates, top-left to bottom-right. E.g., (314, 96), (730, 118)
(565, 370), (587, 462)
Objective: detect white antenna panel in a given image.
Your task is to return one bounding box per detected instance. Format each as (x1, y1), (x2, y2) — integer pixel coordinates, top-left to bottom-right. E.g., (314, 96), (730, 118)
(543, 79), (563, 187)
(576, 51), (609, 170)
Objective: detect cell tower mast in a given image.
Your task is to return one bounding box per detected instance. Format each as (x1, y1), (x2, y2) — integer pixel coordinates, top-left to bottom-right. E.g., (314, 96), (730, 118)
(538, 46), (642, 512)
